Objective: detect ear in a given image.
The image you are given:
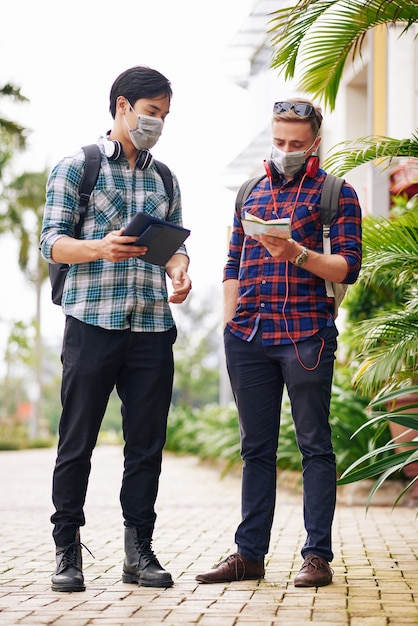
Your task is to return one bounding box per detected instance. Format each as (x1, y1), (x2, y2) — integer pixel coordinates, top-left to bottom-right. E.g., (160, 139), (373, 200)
(313, 136), (322, 153)
(116, 96), (129, 115)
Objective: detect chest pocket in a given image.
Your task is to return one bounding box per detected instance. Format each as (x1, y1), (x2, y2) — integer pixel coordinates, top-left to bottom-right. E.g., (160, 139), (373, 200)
(142, 191), (170, 220)
(89, 189), (126, 232)
(294, 202), (322, 248)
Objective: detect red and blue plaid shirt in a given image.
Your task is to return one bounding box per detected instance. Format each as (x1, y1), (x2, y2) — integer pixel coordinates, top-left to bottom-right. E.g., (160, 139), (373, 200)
(223, 167), (362, 345)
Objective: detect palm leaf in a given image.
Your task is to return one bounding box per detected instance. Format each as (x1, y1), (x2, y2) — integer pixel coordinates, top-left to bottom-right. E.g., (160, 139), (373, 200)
(351, 209), (418, 392)
(369, 386), (418, 408)
(360, 212), (418, 284)
(350, 410), (418, 438)
(268, 0), (418, 110)
(0, 83), (29, 102)
(366, 467), (418, 510)
(354, 305), (418, 391)
(338, 445), (418, 484)
(337, 385), (418, 507)
(323, 133), (418, 175)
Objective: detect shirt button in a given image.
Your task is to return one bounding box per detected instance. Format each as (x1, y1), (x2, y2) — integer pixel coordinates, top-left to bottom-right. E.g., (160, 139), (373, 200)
(260, 303), (265, 308)
(261, 280), (266, 284)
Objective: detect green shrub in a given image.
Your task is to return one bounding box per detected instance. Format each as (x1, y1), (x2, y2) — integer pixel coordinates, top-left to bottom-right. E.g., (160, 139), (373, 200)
(165, 374), (389, 477)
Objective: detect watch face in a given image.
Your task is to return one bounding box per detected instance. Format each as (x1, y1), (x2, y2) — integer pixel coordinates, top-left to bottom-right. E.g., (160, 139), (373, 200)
(292, 247), (308, 265)
(297, 248), (308, 265)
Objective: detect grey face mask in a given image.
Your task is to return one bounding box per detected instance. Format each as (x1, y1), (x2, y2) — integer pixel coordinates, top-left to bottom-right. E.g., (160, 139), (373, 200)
(271, 140), (317, 178)
(271, 145), (307, 178)
(124, 109), (164, 150)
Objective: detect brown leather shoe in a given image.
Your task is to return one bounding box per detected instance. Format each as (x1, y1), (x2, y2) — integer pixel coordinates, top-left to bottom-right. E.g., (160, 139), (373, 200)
(294, 554), (333, 587)
(195, 552), (265, 583)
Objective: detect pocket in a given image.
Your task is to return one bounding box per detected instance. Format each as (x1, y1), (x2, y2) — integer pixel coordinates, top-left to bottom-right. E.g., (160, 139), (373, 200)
(93, 190), (126, 229)
(142, 192), (171, 220)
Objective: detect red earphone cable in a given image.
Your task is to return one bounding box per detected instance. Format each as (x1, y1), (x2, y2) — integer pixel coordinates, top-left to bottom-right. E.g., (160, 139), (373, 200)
(266, 171), (325, 371)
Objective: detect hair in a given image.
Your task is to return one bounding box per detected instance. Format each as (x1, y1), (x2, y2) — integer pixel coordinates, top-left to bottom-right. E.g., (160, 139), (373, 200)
(272, 97), (323, 136)
(109, 65), (173, 118)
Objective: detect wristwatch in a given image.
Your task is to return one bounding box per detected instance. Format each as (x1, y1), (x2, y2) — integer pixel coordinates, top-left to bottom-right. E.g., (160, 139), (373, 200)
(292, 246), (309, 266)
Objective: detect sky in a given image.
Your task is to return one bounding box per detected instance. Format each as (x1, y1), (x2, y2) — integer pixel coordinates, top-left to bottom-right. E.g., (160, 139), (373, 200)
(0, 0), (259, 355)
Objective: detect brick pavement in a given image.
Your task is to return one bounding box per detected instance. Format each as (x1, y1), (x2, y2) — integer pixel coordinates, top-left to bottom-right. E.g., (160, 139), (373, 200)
(0, 445), (417, 625)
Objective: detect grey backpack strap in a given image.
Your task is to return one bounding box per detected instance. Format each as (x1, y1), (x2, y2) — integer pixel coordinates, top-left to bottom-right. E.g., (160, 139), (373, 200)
(235, 175), (266, 211)
(321, 173), (345, 305)
(321, 173), (344, 232)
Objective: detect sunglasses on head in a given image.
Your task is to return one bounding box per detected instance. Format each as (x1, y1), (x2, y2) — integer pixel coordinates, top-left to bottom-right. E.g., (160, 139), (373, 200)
(273, 101), (317, 118)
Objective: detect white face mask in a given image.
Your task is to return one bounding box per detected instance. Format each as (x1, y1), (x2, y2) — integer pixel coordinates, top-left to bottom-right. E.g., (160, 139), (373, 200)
(124, 107), (164, 150)
(271, 141), (316, 178)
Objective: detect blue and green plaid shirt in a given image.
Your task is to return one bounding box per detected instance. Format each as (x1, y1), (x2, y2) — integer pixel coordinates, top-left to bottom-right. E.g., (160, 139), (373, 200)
(40, 138), (188, 332)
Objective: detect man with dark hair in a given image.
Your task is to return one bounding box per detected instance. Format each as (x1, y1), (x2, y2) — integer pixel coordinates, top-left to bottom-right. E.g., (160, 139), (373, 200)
(196, 98), (362, 588)
(40, 65), (191, 592)
(109, 65), (173, 118)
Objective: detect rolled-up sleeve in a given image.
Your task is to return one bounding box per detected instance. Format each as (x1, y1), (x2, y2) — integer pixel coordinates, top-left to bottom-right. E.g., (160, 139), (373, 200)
(331, 182), (362, 284)
(223, 202), (245, 282)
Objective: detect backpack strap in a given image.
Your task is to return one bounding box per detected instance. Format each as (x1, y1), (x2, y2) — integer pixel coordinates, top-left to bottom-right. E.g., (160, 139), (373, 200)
(235, 175), (266, 211)
(320, 173), (344, 229)
(321, 173), (344, 297)
(76, 144), (101, 238)
(154, 159), (174, 210)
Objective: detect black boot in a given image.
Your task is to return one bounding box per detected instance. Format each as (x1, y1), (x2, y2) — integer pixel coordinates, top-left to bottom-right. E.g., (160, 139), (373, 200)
(122, 528), (173, 588)
(51, 530), (86, 592)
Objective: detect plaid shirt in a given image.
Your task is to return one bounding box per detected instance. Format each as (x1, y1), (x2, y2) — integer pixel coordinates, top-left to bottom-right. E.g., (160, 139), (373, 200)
(223, 167), (362, 345)
(40, 138), (187, 332)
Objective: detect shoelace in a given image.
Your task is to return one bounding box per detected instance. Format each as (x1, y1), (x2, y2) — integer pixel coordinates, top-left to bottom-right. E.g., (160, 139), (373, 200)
(57, 540), (94, 569)
(221, 553), (247, 581)
(302, 555), (333, 575)
(134, 538), (159, 567)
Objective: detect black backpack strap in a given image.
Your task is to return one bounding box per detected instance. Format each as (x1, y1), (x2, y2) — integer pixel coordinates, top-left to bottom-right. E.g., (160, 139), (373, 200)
(236, 175), (266, 211)
(75, 144), (102, 238)
(320, 173), (344, 228)
(154, 159), (174, 209)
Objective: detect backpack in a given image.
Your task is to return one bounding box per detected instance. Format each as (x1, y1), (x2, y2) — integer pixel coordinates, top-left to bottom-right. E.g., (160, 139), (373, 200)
(49, 143), (174, 305)
(235, 172), (347, 318)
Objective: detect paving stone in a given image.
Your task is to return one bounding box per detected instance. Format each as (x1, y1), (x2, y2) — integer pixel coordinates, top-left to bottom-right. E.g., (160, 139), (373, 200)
(0, 446), (417, 625)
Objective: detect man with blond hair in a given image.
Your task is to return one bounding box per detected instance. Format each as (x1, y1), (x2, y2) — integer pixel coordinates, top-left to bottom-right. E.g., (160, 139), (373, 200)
(196, 98), (362, 587)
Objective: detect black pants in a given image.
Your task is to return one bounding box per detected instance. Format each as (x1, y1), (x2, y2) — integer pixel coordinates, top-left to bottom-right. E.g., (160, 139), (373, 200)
(51, 316), (176, 546)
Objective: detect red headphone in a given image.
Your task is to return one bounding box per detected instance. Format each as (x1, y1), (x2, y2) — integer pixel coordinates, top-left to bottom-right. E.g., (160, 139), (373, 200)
(264, 159), (275, 180)
(306, 154), (319, 177)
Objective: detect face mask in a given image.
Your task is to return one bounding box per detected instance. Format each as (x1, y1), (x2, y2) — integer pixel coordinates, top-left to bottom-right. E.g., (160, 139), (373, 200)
(271, 142), (315, 178)
(124, 107), (164, 150)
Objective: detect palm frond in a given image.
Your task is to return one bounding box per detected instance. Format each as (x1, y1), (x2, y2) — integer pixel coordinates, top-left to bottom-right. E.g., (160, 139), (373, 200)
(338, 444), (418, 483)
(0, 83), (29, 103)
(269, 1), (418, 110)
(354, 302), (418, 392)
(369, 386), (418, 408)
(360, 211), (418, 285)
(323, 133), (418, 175)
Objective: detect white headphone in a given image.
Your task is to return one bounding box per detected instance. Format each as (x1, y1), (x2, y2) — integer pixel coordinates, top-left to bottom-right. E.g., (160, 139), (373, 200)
(104, 134), (123, 160)
(104, 133), (153, 169)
